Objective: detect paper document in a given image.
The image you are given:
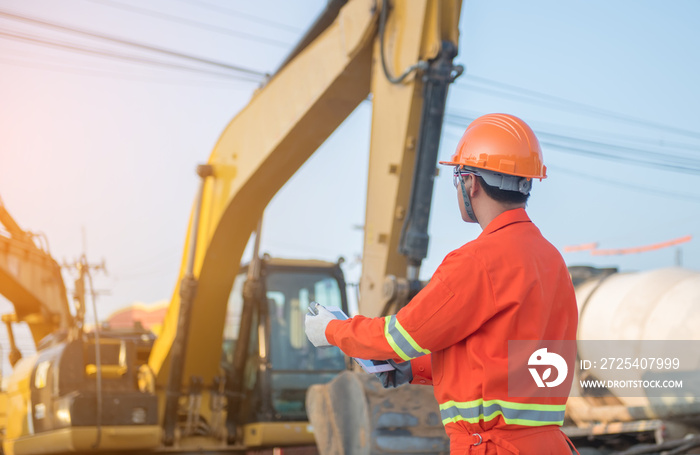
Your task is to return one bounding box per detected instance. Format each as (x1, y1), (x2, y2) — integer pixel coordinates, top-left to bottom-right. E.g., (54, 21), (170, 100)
(308, 302), (395, 374)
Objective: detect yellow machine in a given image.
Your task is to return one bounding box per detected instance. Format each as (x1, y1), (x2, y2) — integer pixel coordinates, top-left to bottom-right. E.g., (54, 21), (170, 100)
(0, 199), (161, 454)
(0, 0), (464, 453)
(0, 198), (73, 355)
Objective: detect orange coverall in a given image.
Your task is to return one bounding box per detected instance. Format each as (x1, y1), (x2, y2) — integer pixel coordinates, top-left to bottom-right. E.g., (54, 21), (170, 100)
(326, 208), (579, 454)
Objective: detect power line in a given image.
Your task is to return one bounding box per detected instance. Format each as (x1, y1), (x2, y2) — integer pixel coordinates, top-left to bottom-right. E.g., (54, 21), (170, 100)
(549, 165), (700, 204)
(454, 74), (700, 141)
(86, 0), (289, 49)
(555, 146), (700, 175)
(456, 75), (700, 140)
(0, 29), (262, 82)
(0, 8), (267, 78)
(537, 131), (700, 171)
(539, 136), (700, 175)
(540, 119), (700, 156)
(176, 0), (303, 33)
(0, 56), (249, 88)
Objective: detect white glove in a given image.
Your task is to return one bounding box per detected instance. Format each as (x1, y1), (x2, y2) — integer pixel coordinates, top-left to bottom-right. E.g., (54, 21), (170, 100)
(304, 304), (335, 347)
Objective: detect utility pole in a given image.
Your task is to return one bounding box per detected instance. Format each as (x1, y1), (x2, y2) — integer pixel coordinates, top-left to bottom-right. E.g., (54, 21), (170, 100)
(62, 257), (107, 332)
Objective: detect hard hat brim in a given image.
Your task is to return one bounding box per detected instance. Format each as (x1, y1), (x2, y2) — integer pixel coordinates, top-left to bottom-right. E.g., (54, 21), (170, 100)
(439, 160), (547, 180)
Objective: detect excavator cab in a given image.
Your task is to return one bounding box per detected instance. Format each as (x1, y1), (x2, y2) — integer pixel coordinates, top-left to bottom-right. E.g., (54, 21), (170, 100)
(222, 257), (350, 445)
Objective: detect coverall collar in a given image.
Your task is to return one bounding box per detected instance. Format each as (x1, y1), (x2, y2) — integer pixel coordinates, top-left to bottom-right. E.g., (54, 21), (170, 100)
(479, 208), (531, 238)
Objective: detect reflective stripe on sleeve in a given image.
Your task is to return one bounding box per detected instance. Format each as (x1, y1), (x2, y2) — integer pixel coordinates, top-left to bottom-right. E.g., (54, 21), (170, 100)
(439, 399), (566, 427)
(383, 315), (431, 361)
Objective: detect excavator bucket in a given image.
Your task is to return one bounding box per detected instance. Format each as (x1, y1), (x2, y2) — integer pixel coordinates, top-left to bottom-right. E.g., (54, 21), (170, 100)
(307, 371), (448, 455)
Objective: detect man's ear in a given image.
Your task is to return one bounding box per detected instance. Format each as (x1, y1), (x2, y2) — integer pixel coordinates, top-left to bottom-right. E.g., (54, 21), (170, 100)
(469, 174), (480, 198)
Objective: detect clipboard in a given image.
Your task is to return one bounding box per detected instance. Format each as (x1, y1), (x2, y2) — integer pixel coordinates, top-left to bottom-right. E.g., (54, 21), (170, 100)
(308, 301), (395, 374)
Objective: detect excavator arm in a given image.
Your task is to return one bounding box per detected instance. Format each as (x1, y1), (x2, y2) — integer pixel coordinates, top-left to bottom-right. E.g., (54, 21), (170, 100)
(149, 0), (375, 386)
(361, 0), (461, 317)
(149, 0), (461, 387)
(0, 199), (72, 354)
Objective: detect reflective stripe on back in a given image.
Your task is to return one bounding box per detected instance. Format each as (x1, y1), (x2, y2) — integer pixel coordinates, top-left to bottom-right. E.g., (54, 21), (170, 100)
(439, 399), (566, 427)
(383, 315), (431, 361)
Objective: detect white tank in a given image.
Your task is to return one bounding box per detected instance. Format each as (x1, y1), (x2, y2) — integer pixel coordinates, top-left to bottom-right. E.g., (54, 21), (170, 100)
(577, 267), (700, 341)
(574, 267), (700, 408)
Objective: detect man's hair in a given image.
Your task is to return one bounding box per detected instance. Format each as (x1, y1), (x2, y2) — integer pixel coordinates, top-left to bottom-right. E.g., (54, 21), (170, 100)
(476, 176), (530, 204)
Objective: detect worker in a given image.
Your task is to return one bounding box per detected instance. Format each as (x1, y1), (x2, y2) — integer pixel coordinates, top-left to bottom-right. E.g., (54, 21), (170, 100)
(305, 113), (579, 454)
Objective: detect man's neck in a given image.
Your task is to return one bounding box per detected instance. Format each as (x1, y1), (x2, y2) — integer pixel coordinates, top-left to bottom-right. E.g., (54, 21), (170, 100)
(476, 203), (526, 230)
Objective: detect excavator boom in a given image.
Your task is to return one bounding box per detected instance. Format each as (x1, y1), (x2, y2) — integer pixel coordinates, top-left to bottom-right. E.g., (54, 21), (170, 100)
(148, 0), (462, 388)
(0, 200), (72, 348)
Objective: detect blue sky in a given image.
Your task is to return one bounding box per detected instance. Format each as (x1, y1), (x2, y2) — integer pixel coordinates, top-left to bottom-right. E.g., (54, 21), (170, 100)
(1, 0), (699, 353)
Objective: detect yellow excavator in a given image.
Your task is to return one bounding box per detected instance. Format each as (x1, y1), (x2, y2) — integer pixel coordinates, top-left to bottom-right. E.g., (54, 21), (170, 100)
(0, 0), (464, 453)
(0, 197), (161, 454)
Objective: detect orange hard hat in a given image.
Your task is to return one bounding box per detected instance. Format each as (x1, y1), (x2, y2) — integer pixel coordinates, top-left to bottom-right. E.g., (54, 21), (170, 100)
(440, 113), (547, 180)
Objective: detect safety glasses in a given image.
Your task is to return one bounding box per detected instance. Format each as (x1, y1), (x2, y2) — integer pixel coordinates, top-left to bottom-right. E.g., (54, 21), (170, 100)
(452, 167), (480, 188)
